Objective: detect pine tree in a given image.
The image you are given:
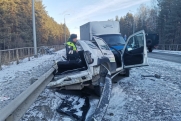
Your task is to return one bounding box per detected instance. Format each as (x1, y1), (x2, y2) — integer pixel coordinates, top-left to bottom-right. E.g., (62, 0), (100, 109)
(0, 0), (70, 50)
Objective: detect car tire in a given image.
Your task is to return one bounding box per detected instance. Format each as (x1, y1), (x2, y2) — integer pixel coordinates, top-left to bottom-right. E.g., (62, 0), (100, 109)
(148, 47), (153, 52)
(119, 68), (130, 77)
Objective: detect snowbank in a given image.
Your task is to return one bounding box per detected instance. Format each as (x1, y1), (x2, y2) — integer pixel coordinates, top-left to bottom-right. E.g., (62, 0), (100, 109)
(0, 49), (66, 110)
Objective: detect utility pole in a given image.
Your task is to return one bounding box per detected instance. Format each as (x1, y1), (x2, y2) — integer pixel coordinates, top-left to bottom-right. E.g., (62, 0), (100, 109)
(64, 14), (70, 44)
(64, 17), (66, 44)
(32, 0), (37, 57)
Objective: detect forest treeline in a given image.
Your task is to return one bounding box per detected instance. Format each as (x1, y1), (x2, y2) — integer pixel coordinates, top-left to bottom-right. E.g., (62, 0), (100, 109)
(111, 0), (181, 44)
(0, 0), (69, 50)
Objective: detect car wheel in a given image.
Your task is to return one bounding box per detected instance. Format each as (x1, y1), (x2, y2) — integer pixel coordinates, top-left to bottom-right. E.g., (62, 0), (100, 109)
(148, 47), (153, 52)
(119, 69), (130, 77)
(124, 69), (130, 77)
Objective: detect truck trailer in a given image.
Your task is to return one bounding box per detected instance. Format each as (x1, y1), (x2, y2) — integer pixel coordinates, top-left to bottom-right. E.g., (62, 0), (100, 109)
(80, 21), (126, 51)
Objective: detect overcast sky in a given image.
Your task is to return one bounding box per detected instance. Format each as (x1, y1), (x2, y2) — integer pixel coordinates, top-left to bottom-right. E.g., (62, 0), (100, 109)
(42, 0), (151, 38)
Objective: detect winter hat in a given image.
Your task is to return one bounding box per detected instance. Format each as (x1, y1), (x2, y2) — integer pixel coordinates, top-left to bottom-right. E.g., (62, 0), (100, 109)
(70, 34), (77, 39)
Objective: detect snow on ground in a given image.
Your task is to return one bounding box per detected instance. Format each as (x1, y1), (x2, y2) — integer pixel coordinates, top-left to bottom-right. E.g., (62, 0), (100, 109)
(103, 58), (181, 121)
(20, 57), (181, 121)
(21, 89), (73, 121)
(0, 49), (66, 110)
(1, 47), (181, 121)
(21, 88), (99, 121)
(154, 49), (181, 55)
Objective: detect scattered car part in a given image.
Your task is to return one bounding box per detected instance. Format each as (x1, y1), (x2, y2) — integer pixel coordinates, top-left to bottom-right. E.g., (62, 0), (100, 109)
(141, 74), (161, 79)
(57, 95), (90, 121)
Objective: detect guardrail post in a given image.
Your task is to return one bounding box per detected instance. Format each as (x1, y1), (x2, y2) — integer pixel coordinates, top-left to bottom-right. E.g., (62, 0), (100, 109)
(28, 48), (30, 61)
(12, 50), (14, 61)
(16, 49), (19, 64)
(8, 50), (11, 64)
(0, 51), (2, 70)
(176, 45), (178, 51)
(23, 48), (26, 57)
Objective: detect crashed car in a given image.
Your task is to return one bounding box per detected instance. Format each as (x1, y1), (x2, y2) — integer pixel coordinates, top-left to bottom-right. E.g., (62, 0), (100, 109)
(48, 30), (148, 94)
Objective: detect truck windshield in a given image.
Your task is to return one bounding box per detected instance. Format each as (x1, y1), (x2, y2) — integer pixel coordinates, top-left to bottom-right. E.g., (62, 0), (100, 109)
(98, 34), (125, 46)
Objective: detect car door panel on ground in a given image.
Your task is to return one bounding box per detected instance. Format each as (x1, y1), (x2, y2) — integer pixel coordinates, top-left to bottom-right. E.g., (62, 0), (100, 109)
(122, 30), (148, 68)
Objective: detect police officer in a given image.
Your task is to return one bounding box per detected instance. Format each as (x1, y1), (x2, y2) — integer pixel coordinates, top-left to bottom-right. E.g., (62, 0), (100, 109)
(66, 34), (80, 61)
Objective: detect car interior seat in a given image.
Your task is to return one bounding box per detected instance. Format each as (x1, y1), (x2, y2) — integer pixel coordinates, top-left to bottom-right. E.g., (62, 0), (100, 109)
(56, 50), (88, 75)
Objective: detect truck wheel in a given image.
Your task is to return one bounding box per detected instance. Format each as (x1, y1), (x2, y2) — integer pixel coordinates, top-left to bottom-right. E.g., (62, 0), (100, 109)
(119, 69), (130, 77)
(148, 48), (153, 52)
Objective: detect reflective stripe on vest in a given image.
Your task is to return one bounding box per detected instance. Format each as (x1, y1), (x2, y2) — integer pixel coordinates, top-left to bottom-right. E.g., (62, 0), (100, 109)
(66, 41), (77, 50)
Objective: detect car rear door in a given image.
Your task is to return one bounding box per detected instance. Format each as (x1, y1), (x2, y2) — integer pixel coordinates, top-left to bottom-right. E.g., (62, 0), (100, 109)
(122, 30), (148, 68)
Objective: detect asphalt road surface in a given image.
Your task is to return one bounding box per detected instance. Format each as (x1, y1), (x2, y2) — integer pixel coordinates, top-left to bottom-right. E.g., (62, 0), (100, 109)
(148, 52), (181, 64)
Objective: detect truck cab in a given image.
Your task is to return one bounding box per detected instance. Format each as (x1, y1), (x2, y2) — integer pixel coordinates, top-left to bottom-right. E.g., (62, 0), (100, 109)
(80, 21), (144, 76)
(96, 34), (125, 51)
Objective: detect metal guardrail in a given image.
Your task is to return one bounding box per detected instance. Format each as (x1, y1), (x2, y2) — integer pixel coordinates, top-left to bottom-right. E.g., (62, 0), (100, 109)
(0, 65), (57, 121)
(157, 44), (181, 51)
(0, 45), (64, 70)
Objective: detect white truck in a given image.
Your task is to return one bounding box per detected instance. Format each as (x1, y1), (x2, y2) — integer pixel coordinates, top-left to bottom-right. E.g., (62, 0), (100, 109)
(80, 21), (131, 76)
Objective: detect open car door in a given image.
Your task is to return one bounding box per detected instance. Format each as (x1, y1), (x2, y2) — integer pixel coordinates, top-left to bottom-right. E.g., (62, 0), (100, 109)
(93, 36), (113, 55)
(122, 30), (148, 68)
(93, 36), (117, 73)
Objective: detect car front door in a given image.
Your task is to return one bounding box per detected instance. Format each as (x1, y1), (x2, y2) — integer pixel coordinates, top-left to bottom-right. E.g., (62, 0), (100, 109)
(122, 30), (148, 68)
(93, 36), (117, 73)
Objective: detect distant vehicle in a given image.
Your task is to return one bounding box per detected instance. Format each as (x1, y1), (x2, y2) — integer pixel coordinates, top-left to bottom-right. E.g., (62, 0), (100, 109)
(146, 33), (159, 52)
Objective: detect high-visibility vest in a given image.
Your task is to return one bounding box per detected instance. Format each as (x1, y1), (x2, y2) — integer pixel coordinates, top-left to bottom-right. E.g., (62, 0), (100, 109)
(66, 41), (77, 50)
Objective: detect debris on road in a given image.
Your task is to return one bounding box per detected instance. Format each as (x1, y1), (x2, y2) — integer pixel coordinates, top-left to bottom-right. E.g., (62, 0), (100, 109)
(56, 95), (90, 121)
(141, 74), (161, 79)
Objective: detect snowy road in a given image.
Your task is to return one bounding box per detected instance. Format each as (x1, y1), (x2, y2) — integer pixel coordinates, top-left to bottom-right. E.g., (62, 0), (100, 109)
(148, 52), (181, 64)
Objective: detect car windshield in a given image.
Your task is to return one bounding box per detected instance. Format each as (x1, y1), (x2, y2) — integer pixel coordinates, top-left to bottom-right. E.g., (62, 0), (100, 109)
(85, 41), (98, 49)
(98, 34), (126, 46)
(84, 41), (98, 49)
